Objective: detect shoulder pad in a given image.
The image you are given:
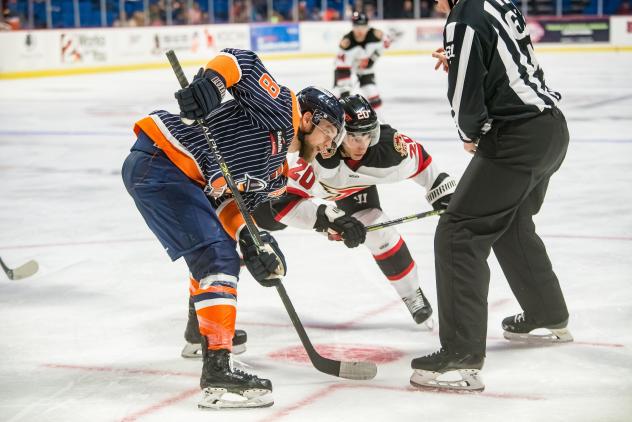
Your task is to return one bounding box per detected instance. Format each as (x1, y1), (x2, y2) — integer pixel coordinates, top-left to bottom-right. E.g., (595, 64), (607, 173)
(378, 124), (397, 142)
(366, 29), (383, 43)
(340, 35), (352, 50)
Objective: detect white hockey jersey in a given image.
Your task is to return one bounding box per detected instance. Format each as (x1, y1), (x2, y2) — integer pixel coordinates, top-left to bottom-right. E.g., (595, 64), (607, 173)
(272, 125), (444, 229)
(334, 28), (389, 77)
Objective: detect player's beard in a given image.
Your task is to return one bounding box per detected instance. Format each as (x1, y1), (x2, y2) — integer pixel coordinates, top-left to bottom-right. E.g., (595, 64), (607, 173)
(298, 129), (319, 162)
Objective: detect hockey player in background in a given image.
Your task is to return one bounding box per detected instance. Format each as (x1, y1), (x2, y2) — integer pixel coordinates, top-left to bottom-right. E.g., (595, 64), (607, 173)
(122, 48), (345, 409)
(332, 11), (391, 112)
(255, 94), (457, 327)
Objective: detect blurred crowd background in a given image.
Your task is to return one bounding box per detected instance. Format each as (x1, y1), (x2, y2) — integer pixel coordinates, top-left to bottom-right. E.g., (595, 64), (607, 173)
(1, 0), (630, 31)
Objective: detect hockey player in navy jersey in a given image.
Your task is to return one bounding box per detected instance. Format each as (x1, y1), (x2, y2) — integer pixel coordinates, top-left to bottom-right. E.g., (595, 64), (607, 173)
(254, 95), (457, 327)
(122, 48), (345, 409)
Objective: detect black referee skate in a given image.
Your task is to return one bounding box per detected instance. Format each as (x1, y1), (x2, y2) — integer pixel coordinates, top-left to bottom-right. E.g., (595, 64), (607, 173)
(199, 348), (273, 409)
(410, 348), (485, 392)
(182, 297), (247, 357)
(402, 288), (434, 328)
(502, 312), (573, 344)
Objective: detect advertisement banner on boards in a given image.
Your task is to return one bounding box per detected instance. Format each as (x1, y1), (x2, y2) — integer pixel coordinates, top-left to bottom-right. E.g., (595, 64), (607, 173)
(527, 17), (610, 43)
(250, 23), (300, 52)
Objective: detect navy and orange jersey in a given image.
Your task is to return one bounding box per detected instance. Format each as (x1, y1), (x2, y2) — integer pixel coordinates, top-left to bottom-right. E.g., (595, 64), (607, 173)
(134, 48), (300, 238)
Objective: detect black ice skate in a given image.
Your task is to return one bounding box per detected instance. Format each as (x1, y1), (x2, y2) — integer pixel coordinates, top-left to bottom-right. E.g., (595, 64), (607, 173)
(502, 312), (573, 344)
(198, 348), (273, 409)
(410, 348), (485, 392)
(402, 288), (434, 329)
(182, 297), (247, 357)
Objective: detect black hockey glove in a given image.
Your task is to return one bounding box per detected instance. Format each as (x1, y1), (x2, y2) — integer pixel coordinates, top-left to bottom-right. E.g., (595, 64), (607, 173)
(314, 205), (366, 248)
(174, 68), (226, 122)
(239, 229), (286, 288)
(426, 173), (457, 211)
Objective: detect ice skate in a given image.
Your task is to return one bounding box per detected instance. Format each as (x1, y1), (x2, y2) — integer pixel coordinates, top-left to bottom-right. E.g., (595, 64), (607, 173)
(402, 288), (434, 329)
(502, 313), (573, 344)
(198, 348), (273, 409)
(410, 348), (485, 392)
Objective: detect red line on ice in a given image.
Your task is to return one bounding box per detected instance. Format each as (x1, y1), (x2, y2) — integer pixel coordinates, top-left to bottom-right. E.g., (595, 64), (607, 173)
(42, 363), (198, 378)
(119, 388), (199, 421)
(257, 383), (544, 422)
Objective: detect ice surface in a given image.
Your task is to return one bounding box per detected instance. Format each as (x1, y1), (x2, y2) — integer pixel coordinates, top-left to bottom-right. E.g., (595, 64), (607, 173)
(1, 51), (631, 422)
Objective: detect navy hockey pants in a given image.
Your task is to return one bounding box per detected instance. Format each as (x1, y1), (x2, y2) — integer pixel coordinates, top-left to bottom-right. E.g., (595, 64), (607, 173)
(121, 131), (240, 281)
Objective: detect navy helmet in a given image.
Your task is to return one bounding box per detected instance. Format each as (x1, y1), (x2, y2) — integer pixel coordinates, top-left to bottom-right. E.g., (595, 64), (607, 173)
(297, 86), (345, 146)
(340, 94), (380, 146)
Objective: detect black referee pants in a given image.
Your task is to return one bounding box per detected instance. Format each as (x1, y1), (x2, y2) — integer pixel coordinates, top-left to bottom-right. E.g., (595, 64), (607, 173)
(436, 108), (570, 356)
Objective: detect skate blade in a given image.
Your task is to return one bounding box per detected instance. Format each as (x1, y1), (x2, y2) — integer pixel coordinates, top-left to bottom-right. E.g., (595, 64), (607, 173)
(181, 342), (202, 358)
(410, 369), (485, 392)
(181, 343), (246, 359)
(198, 388), (273, 409)
(503, 327), (574, 344)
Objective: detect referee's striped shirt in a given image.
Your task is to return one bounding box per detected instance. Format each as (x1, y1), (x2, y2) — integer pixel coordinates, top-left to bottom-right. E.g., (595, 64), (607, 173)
(443, 0), (561, 142)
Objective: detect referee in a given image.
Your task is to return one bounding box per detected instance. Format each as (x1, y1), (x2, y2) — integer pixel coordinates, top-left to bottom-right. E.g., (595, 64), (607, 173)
(410, 0), (572, 391)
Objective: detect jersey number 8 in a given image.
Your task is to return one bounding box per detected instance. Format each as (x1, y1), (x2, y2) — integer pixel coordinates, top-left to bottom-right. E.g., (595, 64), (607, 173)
(259, 73), (280, 99)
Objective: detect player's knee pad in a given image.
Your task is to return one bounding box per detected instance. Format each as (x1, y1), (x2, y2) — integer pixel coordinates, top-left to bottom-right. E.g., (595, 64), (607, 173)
(351, 208), (400, 254)
(358, 73), (376, 87)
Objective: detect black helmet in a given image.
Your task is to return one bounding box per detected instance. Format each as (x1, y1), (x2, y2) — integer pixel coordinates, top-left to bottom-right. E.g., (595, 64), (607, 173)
(297, 86), (345, 153)
(351, 11), (368, 26)
(340, 94), (380, 146)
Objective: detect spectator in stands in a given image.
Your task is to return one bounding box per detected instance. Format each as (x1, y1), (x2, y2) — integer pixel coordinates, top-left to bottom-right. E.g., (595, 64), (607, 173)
(616, 0), (631, 14)
(364, 2), (377, 18)
(401, 0), (414, 18)
(149, 3), (165, 25)
(323, 7), (340, 20)
(187, 2), (203, 24)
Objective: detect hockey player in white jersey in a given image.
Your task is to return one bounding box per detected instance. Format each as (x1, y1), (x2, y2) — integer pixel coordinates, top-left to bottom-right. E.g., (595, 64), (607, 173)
(256, 94), (457, 326)
(332, 11), (391, 111)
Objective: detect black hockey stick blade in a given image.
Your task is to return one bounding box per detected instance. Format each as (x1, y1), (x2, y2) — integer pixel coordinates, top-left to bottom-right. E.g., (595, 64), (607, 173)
(276, 283), (377, 380)
(0, 257), (39, 280)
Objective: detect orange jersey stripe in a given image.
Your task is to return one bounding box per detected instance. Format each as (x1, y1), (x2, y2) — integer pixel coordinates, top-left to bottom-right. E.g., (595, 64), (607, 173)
(290, 89), (301, 137)
(206, 53), (241, 88)
(216, 199), (246, 240)
(134, 117), (205, 186)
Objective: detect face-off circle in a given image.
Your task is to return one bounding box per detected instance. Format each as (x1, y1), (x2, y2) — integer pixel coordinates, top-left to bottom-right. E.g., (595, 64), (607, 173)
(269, 344), (404, 364)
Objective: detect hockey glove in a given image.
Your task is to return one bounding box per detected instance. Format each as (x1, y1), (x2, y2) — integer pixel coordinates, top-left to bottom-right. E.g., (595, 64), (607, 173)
(239, 230), (286, 287)
(314, 205), (366, 248)
(174, 68), (226, 122)
(426, 173), (457, 210)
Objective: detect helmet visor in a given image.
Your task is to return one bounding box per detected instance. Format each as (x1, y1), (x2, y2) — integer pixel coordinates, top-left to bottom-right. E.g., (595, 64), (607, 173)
(312, 109), (345, 150)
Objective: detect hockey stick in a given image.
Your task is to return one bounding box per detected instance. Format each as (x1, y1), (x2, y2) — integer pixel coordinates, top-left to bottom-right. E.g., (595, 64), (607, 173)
(328, 209), (445, 242)
(0, 256), (39, 280)
(365, 209), (445, 232)
(166, 50), (377, 381)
